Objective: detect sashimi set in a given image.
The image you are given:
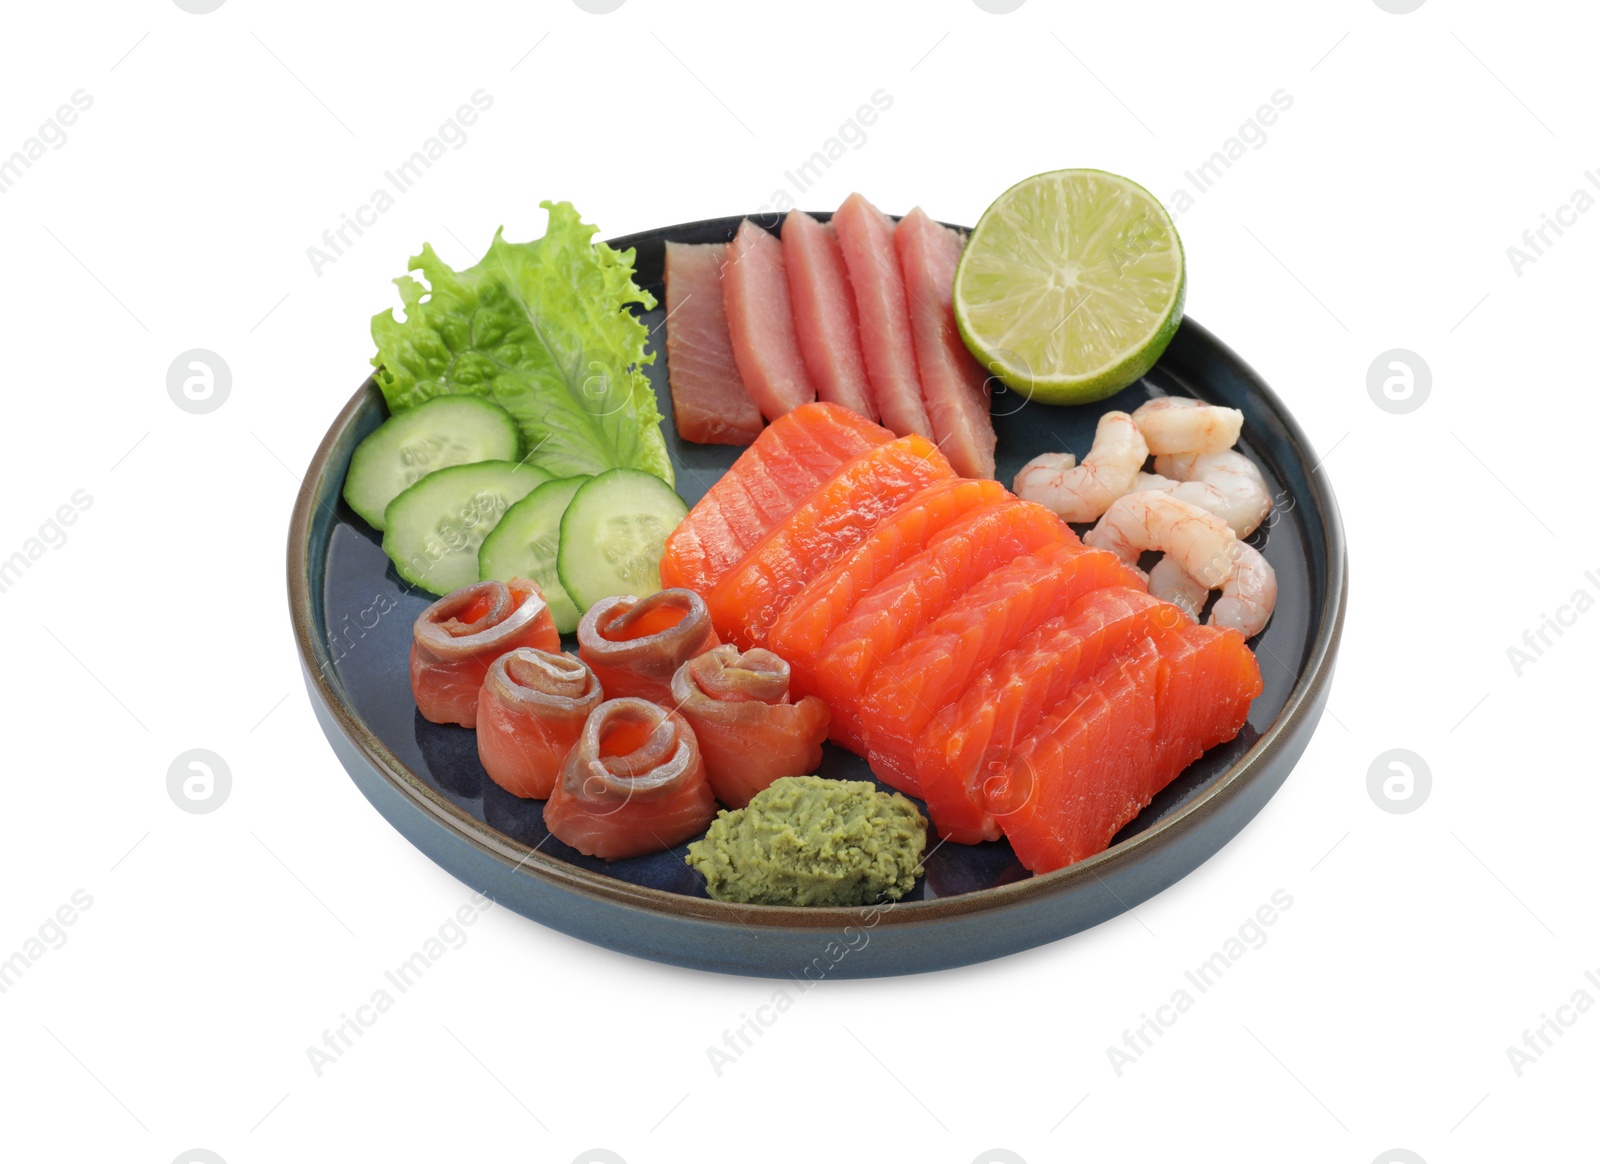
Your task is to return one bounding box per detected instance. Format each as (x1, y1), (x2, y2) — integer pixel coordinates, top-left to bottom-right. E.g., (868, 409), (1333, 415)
(329, 169), (1300, 913)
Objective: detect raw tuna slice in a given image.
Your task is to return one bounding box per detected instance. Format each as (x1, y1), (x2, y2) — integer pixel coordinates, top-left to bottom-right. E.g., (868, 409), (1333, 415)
(704, 434), (956, 651)
(659, 402), (893, 595)
(812, 499), (1076, 755)
(766, 477), (1009, 698)
(782, 211), (877, 420)
(990, 623), (1262, 874)
(858, 542), (1145, 792)
(915, 587), (1186, 843)
(895, 208), (997, 479)
(833, 194), (933, 439)
(663, 242), (764, 445)
(723, 219), (816, 420)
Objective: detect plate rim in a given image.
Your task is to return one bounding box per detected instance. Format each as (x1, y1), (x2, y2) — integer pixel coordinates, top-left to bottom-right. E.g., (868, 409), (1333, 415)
(287, 217), (1346, 935)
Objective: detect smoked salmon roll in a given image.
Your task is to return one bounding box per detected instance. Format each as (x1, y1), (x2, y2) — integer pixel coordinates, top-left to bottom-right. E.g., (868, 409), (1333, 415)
(476, 649), (603, 799)
(410, 579), (559, 728)
(543, 699), (717, 860)
(577, 589), (719, 704)
(670, 646), (830, 809)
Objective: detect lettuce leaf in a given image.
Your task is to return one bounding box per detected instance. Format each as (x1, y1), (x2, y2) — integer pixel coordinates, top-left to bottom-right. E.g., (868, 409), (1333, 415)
(370, 201), (672, 486)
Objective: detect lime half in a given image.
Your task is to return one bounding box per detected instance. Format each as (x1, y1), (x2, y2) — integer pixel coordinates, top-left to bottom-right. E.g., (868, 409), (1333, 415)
(954, 169), (1185, 406)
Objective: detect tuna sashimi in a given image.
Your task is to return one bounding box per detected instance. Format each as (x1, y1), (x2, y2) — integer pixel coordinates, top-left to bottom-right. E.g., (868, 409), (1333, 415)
(477, 649), (604, 799)
(659, 402), (893, 595)
(811, 499), (1076, 754)
(895, 208), (997, 479)
(705, 434), (956, 650)
(915, 588), (1186, 843)
(989, 624), (1262, 874)
(543, 698), (718, 860)
(723, 219), (816, 420)
(410, 579), (560, 728)
(833, 194), (933, 439)
(766, 477), (1010, 698)
(577, 589), (719, 705)
(670, 645), (830, 808)
(859, 542), (1145, 793)
(782, 211), (877, 420)
(663, 242), (764, 446)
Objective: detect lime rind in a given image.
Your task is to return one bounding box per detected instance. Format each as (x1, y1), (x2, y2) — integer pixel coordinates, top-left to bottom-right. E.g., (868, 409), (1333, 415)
(954, 169), (1186, 406)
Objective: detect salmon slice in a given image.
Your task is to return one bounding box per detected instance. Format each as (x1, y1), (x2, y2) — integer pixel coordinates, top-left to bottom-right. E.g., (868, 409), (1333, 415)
(915, 588), (1187, 843)
(705, 434), (956, 650)
(895, 208), (997, 479)
(723, 219), (816, 420)
(859, 542), (1146, 793)
(990, 642), (1161, 875)
(659, 402), (893, 594)
(990, 624), (1262, 874)
(663, 242), (765, 445)
(812, 500), (1077, 755)
(834, 194), (933, 439)
(766, 477), (1010, 698)
(782, 211), (877, 420)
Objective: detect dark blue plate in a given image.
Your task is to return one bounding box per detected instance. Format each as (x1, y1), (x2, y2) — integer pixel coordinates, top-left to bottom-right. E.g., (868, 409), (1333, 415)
(287, 214), (1345, 977)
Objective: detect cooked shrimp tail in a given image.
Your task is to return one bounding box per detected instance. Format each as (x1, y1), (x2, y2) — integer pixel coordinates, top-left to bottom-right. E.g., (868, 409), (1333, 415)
(1131, 396), (1243, 455)
(1012, 411), (1147, 522)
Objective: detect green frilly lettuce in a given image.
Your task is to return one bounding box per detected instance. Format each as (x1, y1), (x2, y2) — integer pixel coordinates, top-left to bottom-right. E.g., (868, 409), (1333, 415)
(370, 201), (672, 486)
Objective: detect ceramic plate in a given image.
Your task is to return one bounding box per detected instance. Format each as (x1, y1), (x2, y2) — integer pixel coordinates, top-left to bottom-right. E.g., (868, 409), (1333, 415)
(287, 214), (1345, 978)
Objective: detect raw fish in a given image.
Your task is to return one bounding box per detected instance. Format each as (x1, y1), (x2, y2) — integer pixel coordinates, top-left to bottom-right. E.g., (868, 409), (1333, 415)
(664, 241), (764, 445)
(895, 207), (996, 479)
(659, 402), (892, 595)
(477, 648), (603, 799)
(410, 579), (559, 728)
(543, 698), (718, 860)
(577, 589), (719, 705)
(782, 211), (876, 419)
(723, 219), (816, 420)
(833, 193), (932, 439)
(670, 645), (830, 808)
(704, 434), (955, 651)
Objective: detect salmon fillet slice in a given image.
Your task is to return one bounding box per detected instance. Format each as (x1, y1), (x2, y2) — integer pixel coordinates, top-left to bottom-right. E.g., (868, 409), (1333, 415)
(990, 624), (1262, 874)
(723, 219), (817, 420)
(812, 500), (1077, 756)
(704, 434), (956, 651)
(659, 402), (893, 594)
(859, 542), (1145, 793)
(915, 587), (1188, 843)
(895, 208), (997, 479)
(834, 193), (933, 439)
(782, 211), (877, 420)
(663, 242), (764, 446)
(766, 477), (1011, 699)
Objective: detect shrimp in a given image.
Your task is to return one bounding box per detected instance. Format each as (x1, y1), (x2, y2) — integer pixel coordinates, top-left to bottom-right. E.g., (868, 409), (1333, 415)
(1131, 396), (1243, 455)
(1084, 492), (1236, 586)
(1133, 449), (1272, 537)
(1211, 541), (1277, 637)
(1012, 410), (1148, 522)
(1148, 554), (1209, 620)
(1085, 491), (1277, 637)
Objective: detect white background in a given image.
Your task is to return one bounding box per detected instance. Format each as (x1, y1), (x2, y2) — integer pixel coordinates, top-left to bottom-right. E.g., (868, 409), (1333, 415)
(0, 1), (1594, 1161)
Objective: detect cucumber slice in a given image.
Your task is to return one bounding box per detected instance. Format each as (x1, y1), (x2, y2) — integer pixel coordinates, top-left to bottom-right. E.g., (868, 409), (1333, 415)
(479, 475), (589, 634)
(344, 396), (522, 531)
(557, 468), (688, 611)
(382, 461), (551, 595)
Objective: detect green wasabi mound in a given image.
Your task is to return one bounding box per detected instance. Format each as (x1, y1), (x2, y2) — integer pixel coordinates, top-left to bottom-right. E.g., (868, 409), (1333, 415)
(686, 776), (927, 907)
